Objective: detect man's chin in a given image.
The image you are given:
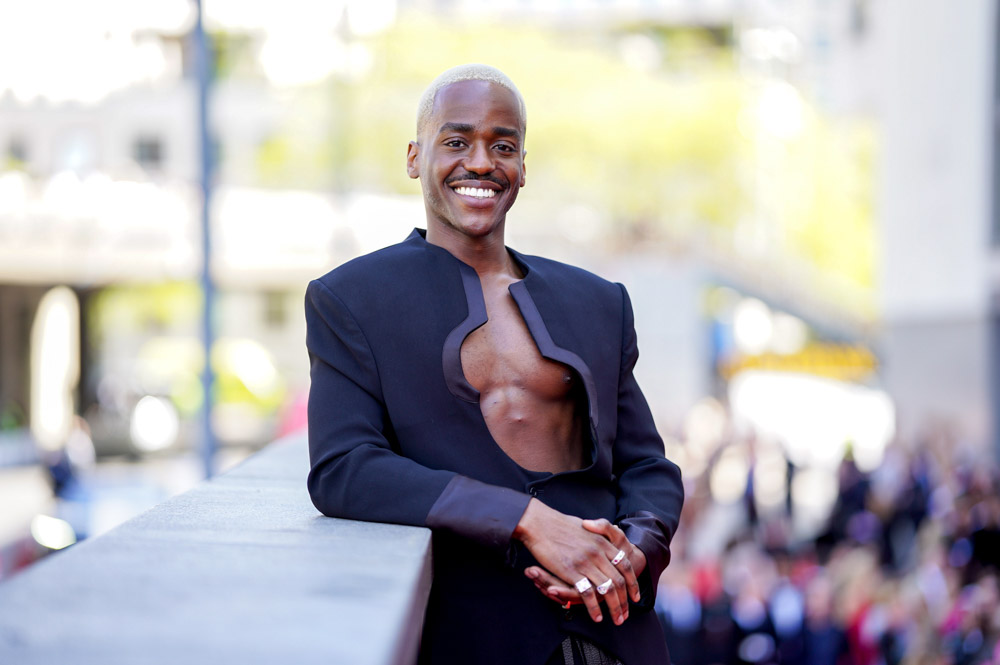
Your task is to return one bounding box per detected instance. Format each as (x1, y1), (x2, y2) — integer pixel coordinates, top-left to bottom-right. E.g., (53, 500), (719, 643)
(435, 215), (505, 239)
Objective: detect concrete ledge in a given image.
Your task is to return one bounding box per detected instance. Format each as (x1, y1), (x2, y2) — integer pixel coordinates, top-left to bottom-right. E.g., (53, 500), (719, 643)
(0, 434), (433, 665)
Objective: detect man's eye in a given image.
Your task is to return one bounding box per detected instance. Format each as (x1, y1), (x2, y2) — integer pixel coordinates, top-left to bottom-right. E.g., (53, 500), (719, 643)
(495, 144), (516, 153)
(444, 140), (465, 148)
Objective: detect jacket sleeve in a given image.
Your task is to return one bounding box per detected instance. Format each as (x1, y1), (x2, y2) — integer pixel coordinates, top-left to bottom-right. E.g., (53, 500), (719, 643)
(305, 279), (531, 550)
(611, 284), (684, 606)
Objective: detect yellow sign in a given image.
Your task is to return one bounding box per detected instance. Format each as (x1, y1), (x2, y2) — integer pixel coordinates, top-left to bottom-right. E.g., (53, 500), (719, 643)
(719, 343), (878, 382)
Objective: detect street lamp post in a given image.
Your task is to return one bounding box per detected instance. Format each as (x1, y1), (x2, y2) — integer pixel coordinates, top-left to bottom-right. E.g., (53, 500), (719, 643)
(194, 0), (217, 478)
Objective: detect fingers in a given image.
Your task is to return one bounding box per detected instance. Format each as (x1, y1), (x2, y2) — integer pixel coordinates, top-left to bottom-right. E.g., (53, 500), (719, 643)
(618, 550), (641, 603)
(525, 566), (575, 605)
(575, 576), (605, 623)
(591, 561), (629, 624)
(605, 542), (640, 604)
(514, 503), (633, 624)
(582, 518), (634, 604)
(526, 561), (626, 625)
(567, 544), (629, 624)
(581, 518), (616, 539)
(582, 519), (642, 603)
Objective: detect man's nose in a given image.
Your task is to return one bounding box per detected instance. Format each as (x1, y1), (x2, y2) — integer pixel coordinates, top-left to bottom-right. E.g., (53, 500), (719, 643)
(463, 142), (492, 173)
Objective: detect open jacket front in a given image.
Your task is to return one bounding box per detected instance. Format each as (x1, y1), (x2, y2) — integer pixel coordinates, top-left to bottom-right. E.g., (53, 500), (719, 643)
(306, 229), (684, 665)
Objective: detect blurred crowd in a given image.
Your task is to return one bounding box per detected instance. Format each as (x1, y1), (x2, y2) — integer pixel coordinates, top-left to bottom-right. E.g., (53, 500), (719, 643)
(657, 426), (1000, 665)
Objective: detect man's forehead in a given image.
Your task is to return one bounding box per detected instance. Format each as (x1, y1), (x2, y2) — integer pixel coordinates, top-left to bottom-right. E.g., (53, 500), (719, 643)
(430, 80), (525, 132)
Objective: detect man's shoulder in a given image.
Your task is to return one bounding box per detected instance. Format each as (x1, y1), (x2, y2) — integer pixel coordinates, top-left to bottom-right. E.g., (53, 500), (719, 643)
(312, 232), (427, 292)
(516, 250), (622, 297)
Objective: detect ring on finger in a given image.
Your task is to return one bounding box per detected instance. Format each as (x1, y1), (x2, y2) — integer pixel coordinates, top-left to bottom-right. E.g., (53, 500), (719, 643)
(596, 579), (614, 595)
(611, 550), (626, 566)
(574, 577), (593, 594)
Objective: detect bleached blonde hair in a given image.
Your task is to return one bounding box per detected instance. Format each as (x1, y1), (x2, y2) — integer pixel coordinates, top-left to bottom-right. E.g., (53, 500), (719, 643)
(416, 64), (527, 138)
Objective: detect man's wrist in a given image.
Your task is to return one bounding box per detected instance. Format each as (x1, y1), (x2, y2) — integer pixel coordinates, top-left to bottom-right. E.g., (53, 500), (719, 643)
(512, 497), (539, 543)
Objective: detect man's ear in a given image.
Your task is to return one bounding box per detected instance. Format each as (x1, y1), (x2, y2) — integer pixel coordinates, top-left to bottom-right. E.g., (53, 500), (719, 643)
(406, 141), (420, 179)
(519, 151), (527, 188)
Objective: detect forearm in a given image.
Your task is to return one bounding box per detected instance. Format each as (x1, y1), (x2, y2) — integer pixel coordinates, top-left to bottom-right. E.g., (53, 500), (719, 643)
(306, 278), (532, 546)
(309, 421), (536, 551)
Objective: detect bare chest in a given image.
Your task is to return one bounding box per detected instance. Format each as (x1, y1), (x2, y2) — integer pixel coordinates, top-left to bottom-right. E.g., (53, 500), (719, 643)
(458, 280), (585, 472)
(460, 289), (573, 399)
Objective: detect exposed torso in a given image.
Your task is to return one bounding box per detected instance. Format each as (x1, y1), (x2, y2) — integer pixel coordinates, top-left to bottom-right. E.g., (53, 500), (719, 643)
(460, 271), (586, 473)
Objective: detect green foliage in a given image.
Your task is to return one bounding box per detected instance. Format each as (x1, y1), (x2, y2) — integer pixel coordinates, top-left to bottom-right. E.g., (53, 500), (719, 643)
(785, 118), (876, 296)
(89, 282), (200, 345)
(210, 31), (257, 79)
(348, 17), (751, 231)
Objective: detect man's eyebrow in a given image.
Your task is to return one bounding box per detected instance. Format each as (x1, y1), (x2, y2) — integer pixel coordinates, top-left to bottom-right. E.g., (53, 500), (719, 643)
(437, 122), (475, 135)
(492, 126), (521, 140)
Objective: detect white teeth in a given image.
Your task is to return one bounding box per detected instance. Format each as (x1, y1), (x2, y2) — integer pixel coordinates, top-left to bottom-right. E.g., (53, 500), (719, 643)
(454, 186), (496, 198)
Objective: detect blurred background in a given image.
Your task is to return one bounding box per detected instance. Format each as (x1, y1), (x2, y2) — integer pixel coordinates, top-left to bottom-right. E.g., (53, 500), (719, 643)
(0, 0), (998, 662)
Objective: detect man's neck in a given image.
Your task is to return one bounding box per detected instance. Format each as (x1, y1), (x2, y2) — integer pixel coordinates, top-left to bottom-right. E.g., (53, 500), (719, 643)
(425, 223), (518, 278)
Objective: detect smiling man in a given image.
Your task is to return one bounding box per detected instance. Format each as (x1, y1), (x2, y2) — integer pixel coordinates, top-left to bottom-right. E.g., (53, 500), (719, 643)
(305, 64), (684, 665)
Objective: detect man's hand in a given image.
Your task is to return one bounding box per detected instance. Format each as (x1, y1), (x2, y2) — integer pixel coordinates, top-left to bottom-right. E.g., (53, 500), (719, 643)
(513, 499), (639, 625)
(581, 517), (647, 584)
(524, 518), (647, 617)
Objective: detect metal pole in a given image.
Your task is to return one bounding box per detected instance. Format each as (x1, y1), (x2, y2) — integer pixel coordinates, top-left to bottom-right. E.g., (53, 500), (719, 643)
(194, 0), (216, 478)
(992, 0), (1000, 463)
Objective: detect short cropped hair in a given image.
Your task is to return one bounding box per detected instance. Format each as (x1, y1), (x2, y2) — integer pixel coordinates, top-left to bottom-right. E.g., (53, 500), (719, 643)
(416, 64), (527, 138)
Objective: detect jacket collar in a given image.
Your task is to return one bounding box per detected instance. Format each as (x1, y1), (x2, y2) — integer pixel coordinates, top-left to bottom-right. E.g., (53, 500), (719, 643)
(410, 228), (600, 434)
(405, 227), (534, 279)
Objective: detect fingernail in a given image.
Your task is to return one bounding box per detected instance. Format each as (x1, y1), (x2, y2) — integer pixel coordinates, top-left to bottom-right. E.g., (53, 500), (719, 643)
(526, 569), (537, 579)
(595, 614), (603, 622)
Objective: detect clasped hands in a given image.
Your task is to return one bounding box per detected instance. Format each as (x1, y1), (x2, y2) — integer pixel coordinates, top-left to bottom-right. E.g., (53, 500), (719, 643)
(513, 498), (647, 626)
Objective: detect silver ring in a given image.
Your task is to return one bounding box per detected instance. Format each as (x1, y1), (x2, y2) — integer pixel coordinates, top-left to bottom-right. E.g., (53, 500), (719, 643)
(574, 577), (593, 594)
(611, 550), (626, 566)
(596, 579), (613, 595)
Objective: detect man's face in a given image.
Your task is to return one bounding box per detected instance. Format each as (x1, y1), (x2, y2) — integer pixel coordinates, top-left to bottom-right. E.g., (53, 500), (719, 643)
(407, 80), (526, 241)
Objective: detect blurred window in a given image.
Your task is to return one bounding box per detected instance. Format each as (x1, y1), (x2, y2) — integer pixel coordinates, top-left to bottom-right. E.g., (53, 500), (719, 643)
(850, 0), (869, 40)
(133, 136), (164, 171)
(262, 291), (286, 328)
(6, 137), (27, 168)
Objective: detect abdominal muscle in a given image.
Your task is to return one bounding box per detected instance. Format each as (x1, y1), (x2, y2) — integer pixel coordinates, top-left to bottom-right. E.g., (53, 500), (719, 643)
(460, 283), (587, 474)
(477, 383), (585, 473)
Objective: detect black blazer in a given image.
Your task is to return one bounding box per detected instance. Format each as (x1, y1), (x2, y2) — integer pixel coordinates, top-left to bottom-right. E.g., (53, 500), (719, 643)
(306, 229), (683, 665)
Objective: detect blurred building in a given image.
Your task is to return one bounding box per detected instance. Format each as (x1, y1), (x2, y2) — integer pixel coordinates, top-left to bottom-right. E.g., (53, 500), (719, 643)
(0, 4), (317, 456)
(702, 0), (1000, 457)
(871, 0), (998, 450)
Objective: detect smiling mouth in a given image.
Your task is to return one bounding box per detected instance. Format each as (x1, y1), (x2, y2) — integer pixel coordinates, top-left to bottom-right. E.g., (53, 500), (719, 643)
(452, 186), (497, 199)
